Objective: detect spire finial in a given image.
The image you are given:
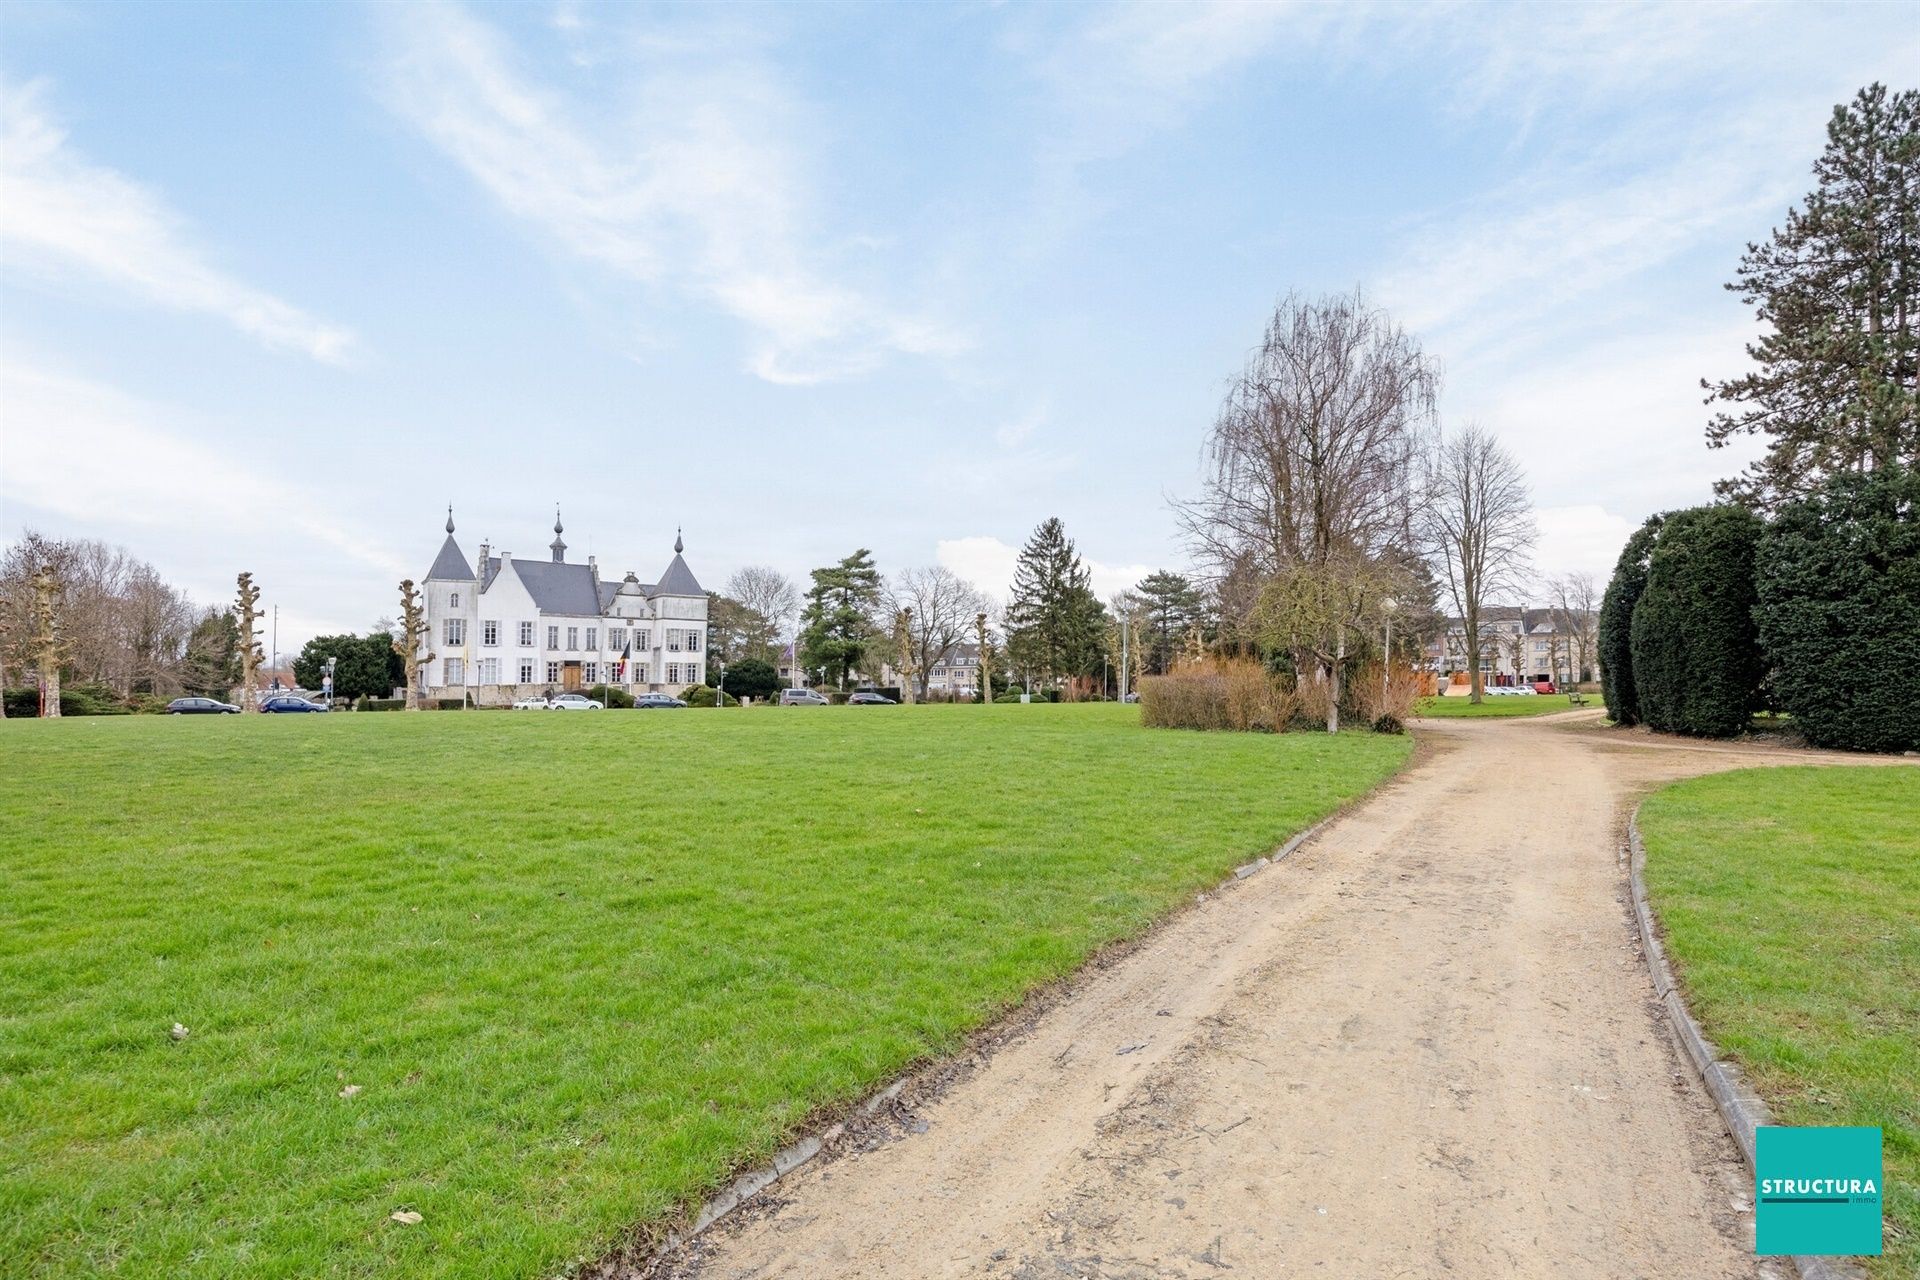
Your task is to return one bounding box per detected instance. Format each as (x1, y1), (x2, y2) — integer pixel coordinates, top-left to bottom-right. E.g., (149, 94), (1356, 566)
(554, 505), (563, 536)
(446, 504), (455, 535)
(674, 526), (684, 555)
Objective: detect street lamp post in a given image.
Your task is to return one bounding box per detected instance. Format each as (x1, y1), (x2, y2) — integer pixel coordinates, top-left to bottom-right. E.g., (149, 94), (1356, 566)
(717, 658), (726, 709)
(324, 655), (336, 708)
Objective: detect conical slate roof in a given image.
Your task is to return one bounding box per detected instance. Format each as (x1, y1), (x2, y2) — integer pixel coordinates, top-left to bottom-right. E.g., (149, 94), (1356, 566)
(651, 553), (703, 597)
(427, 533), (473, 581)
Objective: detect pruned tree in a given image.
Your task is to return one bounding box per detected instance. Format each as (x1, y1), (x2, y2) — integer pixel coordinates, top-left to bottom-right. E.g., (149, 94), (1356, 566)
(884, 565), (991, 700)
(1705, 84), (1919, 508)
(233, 572), (265, 712)
(395, 579), (432, 709)
(975, 610), (993, 703)
(1419, 425), (1537, 703)
(29, 563), (64, 717)
(890, 608), (917, 703)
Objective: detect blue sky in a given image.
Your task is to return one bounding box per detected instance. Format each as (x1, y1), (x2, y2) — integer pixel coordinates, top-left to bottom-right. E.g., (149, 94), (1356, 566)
(3, 0), (1914, 658)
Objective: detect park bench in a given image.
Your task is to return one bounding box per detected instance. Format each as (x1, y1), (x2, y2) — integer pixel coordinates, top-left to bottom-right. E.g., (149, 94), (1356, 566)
(1567, 692), (1587, 706)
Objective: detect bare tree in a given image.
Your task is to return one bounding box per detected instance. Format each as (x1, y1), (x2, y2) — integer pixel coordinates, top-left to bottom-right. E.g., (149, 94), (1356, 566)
(395, 579), (433, 710)
(1176, 291), (1439, 718)
(1176, 290), (1438, 577)
(884, 565), (991, 700)
(1255, 555), (1396, 732)
(1548, 573), (1601, 685)
(724, 566), (801, 663)
(0, 531), (194, 696)
(1420, 426), (1537, 703)
(234, 572), (265, 712)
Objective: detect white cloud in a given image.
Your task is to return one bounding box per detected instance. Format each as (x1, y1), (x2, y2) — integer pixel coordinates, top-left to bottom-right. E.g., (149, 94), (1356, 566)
(378, 2), (962, 384)
(0, 80), (356, 364)
(1532, 504), (1634, 584)
(936, 534), (1151, 604)
(0, 358), (406, 583)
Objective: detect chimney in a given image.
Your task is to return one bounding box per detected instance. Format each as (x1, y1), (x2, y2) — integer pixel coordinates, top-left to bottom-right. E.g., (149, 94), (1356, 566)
(478, 541), (490, 581)
(588, 554), (597, 577)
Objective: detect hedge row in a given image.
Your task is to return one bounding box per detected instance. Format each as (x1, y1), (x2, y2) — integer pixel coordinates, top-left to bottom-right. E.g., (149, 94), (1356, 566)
(1629, 504), (1766, 738)
(1601, 467), (1919, 750)
(1755, 467), (1920, 752)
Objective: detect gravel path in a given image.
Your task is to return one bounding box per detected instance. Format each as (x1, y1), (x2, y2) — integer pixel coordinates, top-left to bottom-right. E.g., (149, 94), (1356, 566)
(667, 715), (1866, 1279)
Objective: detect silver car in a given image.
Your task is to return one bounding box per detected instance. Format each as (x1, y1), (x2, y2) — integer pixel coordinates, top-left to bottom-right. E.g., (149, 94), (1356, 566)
(779, 688), (830, 705)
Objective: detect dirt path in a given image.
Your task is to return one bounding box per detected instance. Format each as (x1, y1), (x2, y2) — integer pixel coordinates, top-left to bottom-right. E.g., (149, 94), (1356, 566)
(667, 716), (1874, 1280)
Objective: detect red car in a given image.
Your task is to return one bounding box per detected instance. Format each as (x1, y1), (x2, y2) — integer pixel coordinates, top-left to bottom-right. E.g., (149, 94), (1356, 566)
(1532, 679), (1558, 694)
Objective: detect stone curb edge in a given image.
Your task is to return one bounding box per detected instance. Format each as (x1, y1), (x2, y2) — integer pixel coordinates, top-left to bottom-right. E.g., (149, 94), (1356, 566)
(649, 814), (1337, 1261)
(1627, 808), (1868, 1280)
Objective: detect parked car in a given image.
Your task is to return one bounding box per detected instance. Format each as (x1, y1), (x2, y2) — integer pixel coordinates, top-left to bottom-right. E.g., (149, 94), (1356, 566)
(633, 693), (687, 709)
(512, 692), (556, 710)
(779, 688), (830, 706)
(848, 691), (897, 705)
(1121, 692), (1141, 704)
(166, 696), (239, 714)
(548, 693), (604, 711)
(1532, 680), (1558, 694)
(260, 695), (329, 713)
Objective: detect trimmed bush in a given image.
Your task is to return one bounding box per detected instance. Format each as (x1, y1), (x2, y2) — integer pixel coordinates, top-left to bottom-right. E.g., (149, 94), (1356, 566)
(1599, 514), (1662, 726)
(1629, 504), (1766, 738)
(357, 698), (404, 712)
(681, 684), (737, 708)
(1756, 466), (1920, 752)
(586, 684), (635, 709)
(433, 698), (468, 711)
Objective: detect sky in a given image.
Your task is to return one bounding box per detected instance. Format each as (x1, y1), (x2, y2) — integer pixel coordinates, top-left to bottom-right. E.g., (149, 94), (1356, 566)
(2, 0), (1914, 660)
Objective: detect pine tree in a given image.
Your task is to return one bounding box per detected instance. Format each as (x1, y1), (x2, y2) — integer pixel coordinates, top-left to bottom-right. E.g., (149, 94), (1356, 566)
(1005, 518), (1105, 687)
(1133, 570), (1204, 674)
(798, 549), (882, 690)
(1706, 83), (1920, 507)
(179, 608), (241, 698)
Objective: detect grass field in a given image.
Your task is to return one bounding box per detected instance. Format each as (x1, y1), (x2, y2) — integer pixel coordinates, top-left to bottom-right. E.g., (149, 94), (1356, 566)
(1640, 766), (1920, 1275)
(0, 705), (1408, 1280)
(1414, 692), (1601, 718)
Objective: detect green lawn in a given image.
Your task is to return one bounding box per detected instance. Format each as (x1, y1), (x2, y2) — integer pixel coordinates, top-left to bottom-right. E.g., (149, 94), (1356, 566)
(0, 705), (1408, 1280)
(1639, 766), (1920, 1275)
(1414, 691), (1602, 717)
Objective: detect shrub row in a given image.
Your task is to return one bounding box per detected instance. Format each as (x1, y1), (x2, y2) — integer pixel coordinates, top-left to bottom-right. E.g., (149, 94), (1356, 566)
(4, 682), (137, 717)
(1138, 658), (1417, 734)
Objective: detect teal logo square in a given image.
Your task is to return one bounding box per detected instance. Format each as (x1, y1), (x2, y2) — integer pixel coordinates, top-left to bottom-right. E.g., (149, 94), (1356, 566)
(1756, 1125), (1882, 1256)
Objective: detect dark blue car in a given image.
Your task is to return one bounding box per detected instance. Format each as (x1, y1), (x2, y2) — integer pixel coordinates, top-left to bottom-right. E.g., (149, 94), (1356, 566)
(260, 696), (329, 713)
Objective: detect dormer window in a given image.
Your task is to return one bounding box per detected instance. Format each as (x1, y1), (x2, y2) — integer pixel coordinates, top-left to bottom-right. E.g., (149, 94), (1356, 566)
(451, 592), (461, 608)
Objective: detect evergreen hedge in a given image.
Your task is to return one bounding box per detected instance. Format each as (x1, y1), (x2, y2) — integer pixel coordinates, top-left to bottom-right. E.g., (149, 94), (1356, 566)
(1598, 514), (1662, 726)
(1629, 504), (1766, 738)
(1755, 466), (1920, 752)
